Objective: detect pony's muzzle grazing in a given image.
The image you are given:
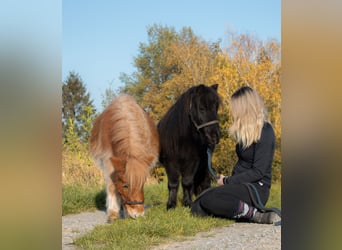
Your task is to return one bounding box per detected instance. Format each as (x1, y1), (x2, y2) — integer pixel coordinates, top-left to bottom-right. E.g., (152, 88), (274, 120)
(130, 211), (145, 219)
(121, 198), (145, 218)
(125, 206), (145, 219)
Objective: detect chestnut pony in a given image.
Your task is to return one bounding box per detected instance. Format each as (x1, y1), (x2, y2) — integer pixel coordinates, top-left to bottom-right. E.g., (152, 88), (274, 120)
(90, 95), (159, 221)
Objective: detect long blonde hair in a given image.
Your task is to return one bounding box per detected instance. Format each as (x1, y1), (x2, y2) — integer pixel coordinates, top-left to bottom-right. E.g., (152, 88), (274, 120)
(228, 86), (269, 148)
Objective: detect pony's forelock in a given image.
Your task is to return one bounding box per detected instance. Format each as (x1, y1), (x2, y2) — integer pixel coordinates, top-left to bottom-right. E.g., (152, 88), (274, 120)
(125, 157), (150, 193)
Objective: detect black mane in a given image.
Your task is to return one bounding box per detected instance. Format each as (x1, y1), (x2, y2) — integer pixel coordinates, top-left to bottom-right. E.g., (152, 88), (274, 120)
(157, 86), (194, 158)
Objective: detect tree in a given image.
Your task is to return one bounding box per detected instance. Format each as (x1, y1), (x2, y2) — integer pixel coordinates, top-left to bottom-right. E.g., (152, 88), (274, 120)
(119, 24), (179, 105)
(101, 81), (117, 110)
(120, 24), (222, 121)
(119, 25), (281, 182)
(62, 71), (96, 144)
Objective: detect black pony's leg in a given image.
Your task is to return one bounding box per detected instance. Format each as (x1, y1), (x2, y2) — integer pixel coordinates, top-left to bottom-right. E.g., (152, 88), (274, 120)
(194, 158), (211, 196)
(181, 160), (199, 207)
(196, 170), (211, 195)
(165, 163), (180, 210)
(181, 174), (195, 207)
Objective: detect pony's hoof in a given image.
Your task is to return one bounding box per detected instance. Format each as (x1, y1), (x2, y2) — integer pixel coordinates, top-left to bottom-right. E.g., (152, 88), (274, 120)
(107, 218), (116, 223)
(166, 203), (176, 210)
(107, 210), (120, 223)
(182, 200), (193, 208)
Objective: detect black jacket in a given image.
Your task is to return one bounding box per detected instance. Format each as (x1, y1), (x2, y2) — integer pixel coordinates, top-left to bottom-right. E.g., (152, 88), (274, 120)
(224, 122), (275, 188)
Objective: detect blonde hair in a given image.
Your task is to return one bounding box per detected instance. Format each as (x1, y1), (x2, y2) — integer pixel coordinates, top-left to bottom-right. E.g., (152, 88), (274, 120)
(228, 86), (269, 148)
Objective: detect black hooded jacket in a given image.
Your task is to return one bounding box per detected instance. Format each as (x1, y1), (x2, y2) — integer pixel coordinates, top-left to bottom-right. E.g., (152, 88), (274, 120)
(224, 122), (276, 188)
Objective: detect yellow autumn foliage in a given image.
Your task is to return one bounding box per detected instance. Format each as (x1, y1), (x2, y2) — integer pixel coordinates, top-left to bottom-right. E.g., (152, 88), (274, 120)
(120, 26), (281, 182)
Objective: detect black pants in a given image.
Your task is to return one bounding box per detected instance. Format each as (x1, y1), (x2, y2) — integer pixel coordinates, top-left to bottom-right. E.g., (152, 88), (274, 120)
(191, 183), (270, 219)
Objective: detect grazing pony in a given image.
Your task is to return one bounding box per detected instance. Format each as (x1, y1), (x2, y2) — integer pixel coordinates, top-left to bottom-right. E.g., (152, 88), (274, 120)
(158, 84), (221, 210)
(90, 94), (159, 221)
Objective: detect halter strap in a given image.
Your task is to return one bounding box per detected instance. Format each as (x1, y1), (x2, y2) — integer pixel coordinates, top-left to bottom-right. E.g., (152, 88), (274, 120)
(192, 119), (219, 131)
(207, 147), (219, 180)
(189, 99), (219, 131)
(121, 198), (144, 205)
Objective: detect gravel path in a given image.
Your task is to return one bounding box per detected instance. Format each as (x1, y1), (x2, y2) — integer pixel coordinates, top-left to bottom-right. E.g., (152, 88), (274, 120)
(62, 210), (281, 249)
(152, 222), (281, 250)
(62, 210), (107, 250)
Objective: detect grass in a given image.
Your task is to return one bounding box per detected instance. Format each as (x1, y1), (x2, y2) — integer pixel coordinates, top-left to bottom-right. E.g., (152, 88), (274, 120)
(73, 181), (230, 249)
(62, 184), (106, 215)
(62, 146), (105, 187)
(62, 145), (281, 249)
(63, 181), (281, 249)
(62, 146), (106, 215)
(75, 206), (230, 249)
(267, 180), (281, 208)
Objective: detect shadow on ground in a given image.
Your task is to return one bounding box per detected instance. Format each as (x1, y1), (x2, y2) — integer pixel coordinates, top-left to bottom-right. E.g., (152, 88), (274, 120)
(94, 189), (106, 211)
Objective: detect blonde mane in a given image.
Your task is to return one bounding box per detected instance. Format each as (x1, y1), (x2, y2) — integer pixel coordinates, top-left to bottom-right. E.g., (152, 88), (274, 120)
(90, 94), (159, 189)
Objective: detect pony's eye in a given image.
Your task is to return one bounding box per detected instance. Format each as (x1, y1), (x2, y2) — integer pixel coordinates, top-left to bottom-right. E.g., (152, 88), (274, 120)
(199, 107), (206, 113)
(122, 184), (129, 190)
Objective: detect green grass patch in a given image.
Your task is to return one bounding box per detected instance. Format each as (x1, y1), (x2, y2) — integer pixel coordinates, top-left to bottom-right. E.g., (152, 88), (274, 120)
(62, 184), (106, 215)
(266, 181), (281, 208)
(75, 206), (230, 249)
(74, 182), (231, 249)
(69, 181), (281, 249)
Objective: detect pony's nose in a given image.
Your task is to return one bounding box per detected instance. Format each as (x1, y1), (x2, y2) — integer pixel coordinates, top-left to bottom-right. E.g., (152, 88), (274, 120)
(213, 134), (220, 144)
(206, 128), (220, 145)
(215, 129), (221, 143)
(129, 211), (145, 219)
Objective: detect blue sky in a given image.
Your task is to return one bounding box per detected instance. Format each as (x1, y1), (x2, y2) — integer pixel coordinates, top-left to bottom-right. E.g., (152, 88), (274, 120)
(63, 0), (280, 111)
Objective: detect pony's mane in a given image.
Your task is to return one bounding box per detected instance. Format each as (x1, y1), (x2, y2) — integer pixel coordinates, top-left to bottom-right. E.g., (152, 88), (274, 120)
(109, 95), (152, 159)
(160, 89), (193, 135)
(90, 94), (158, 189)
(157, 88), (193, 157)
(112, 95), (158, 188)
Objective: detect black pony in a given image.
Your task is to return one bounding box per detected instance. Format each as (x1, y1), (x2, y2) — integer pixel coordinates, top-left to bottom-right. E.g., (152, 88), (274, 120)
(158, 84), (221, 210)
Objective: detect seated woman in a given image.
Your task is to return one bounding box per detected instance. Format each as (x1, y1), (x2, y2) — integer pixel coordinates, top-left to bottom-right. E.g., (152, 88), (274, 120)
(191, 86), (279, 224)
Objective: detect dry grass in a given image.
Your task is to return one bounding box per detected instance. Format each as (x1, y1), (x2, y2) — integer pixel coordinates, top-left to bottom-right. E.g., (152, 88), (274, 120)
(62, 145), (160, 187)
(62, 146), (104, 187)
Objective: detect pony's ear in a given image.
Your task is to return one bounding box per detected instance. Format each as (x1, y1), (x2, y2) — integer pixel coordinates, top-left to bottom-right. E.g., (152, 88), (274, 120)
(110, 156), (125, 173)
(211, 84), (218, 91)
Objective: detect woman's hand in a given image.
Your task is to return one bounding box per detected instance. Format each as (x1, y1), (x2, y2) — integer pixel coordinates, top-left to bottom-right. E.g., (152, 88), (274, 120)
(217, 174), (226, 186)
